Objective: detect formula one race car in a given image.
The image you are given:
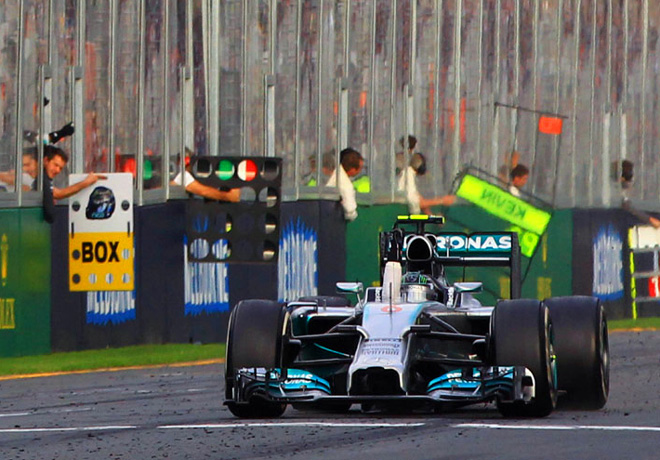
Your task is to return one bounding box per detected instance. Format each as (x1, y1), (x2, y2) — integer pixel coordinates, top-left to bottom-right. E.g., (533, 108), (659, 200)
(224, 215), (609, 418)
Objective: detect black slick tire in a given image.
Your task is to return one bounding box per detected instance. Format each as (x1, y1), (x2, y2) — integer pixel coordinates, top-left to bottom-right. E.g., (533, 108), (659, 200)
(490, 299), (557, 417)
(225, 299), (288, 418)
(544, 296), (609, 410)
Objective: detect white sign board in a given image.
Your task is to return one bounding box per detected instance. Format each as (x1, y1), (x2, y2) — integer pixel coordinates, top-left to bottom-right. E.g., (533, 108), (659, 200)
(68, 173), (134, 291)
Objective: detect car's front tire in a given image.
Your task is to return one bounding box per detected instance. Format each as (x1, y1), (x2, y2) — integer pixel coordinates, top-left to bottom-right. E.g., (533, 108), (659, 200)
(490, 299), (557, 417)
(225, 299), (288, 418)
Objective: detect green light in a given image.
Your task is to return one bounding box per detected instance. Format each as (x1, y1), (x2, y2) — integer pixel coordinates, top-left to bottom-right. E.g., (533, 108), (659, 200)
(143, 160), (153, 180)
(217, 160), (235, 180)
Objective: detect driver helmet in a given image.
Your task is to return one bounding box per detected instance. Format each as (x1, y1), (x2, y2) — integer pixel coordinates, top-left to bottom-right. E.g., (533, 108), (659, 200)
(401, 271), (436, 302)
(86, 186), (116, 220)
(402, 271), (429, 285)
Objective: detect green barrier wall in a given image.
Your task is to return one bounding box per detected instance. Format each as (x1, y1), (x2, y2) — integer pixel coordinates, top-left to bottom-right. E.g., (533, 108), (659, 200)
(345, 203), (409, 288)
(0, 208), (51, 357)
(346, 204), (573, 304)
(5, 201), (638, 358)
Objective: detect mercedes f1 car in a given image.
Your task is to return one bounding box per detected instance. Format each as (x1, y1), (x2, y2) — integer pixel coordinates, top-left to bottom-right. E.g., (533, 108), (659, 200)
(224, 215), (609, 418)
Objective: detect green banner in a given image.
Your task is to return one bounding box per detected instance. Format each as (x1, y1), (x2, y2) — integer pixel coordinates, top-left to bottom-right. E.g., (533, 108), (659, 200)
(0, 208), (51, 357)
(456, 174), (552, 257)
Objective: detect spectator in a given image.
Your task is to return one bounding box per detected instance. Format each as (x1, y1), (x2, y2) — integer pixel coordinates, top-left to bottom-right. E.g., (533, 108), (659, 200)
(399, 134), (417, 157)
(508, 163), (530, 197)
(352, 172), (371, 193)
(618, 159), (660, 228)
(0, 170), (15, 191)
(498, 150), (520, 185)
(42, 145), (106, 223)
(320, 150), (336, 178)
(23, 147), (39, 190)
(303, 150), (336, 187)
(396, 135), (455, 215)
(326, 147), (363, 221)
(398, 151), (456, 215)
(0, 121), (78, 192)
(172, 154), (239, 202)
(0, 148), (38, 192)
(303, 153), (318, 186)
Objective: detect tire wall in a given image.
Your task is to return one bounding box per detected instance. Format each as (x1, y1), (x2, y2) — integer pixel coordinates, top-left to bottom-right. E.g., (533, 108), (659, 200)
(0, 208), (51, 357)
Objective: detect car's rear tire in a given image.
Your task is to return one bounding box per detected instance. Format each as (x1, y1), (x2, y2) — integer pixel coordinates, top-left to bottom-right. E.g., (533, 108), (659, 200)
(225, 299), (288, 418)
(490, 299), (557, 417)
(544, 296), (609, 410)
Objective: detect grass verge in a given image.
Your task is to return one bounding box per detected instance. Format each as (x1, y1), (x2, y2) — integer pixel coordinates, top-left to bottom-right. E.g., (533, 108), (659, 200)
(0, 318), (656, 378)
(608, 316), (660, 331)
(0, 343), (225, 378)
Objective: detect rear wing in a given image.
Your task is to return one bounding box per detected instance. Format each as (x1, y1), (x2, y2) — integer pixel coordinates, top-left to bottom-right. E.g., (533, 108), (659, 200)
(433, 232), (518, 265)
(425, 232), (520, 298)
(381, 216), (521, 299)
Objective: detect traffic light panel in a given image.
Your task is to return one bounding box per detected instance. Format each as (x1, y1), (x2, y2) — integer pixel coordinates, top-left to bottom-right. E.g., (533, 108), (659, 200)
(185, 157), (282, 264)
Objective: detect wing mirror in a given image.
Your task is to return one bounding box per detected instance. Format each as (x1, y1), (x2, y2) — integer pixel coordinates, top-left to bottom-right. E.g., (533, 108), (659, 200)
(336, 282), (364, 305)
(336, 282), (364, 294)
(454, 282), (483, 293)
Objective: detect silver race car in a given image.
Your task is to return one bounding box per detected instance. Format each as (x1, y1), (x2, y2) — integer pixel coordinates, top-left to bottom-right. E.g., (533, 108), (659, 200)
(224, 215), (609, 418)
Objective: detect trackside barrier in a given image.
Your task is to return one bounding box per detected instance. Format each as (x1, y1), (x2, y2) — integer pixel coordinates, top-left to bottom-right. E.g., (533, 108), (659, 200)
(3, 202), (658, 357)
(47, 199), (345, 354)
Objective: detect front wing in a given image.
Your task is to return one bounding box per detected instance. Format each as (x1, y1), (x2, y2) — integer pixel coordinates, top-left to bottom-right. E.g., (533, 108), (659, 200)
(225, 365), (535, 408)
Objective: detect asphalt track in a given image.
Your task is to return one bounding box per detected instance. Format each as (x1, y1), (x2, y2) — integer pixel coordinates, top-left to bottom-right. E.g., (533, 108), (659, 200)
(0, 330), (658, 460)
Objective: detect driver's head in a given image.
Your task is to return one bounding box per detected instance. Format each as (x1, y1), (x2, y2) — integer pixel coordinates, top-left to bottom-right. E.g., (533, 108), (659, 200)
(402, 271), (428, 285)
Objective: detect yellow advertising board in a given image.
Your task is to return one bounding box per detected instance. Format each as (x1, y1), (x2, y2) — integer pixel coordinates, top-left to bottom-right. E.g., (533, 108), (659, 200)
(68, 173), (134, 291)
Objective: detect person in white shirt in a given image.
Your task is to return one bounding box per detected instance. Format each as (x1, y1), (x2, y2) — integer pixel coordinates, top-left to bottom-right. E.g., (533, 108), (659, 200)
(397, 150), (455, 215)
(617, 159), (660, 228)
(326, 147), (363, 221)
(0, 148), (38, 192)
(172, 156), (239, 202)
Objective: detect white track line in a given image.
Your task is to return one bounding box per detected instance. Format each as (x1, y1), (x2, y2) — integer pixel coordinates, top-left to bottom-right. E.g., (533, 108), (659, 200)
(0, 412), (30, 418)
(0, 422), (422, 434)
(6, 422), (657, 435)
(0, 426), (136, 433)
(455, 423), (660, 432)
(160, 422), (426, 429)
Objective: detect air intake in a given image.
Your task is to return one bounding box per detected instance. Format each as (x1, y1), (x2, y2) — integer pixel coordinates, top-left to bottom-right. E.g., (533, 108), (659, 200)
(406, 235), (433, 261)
